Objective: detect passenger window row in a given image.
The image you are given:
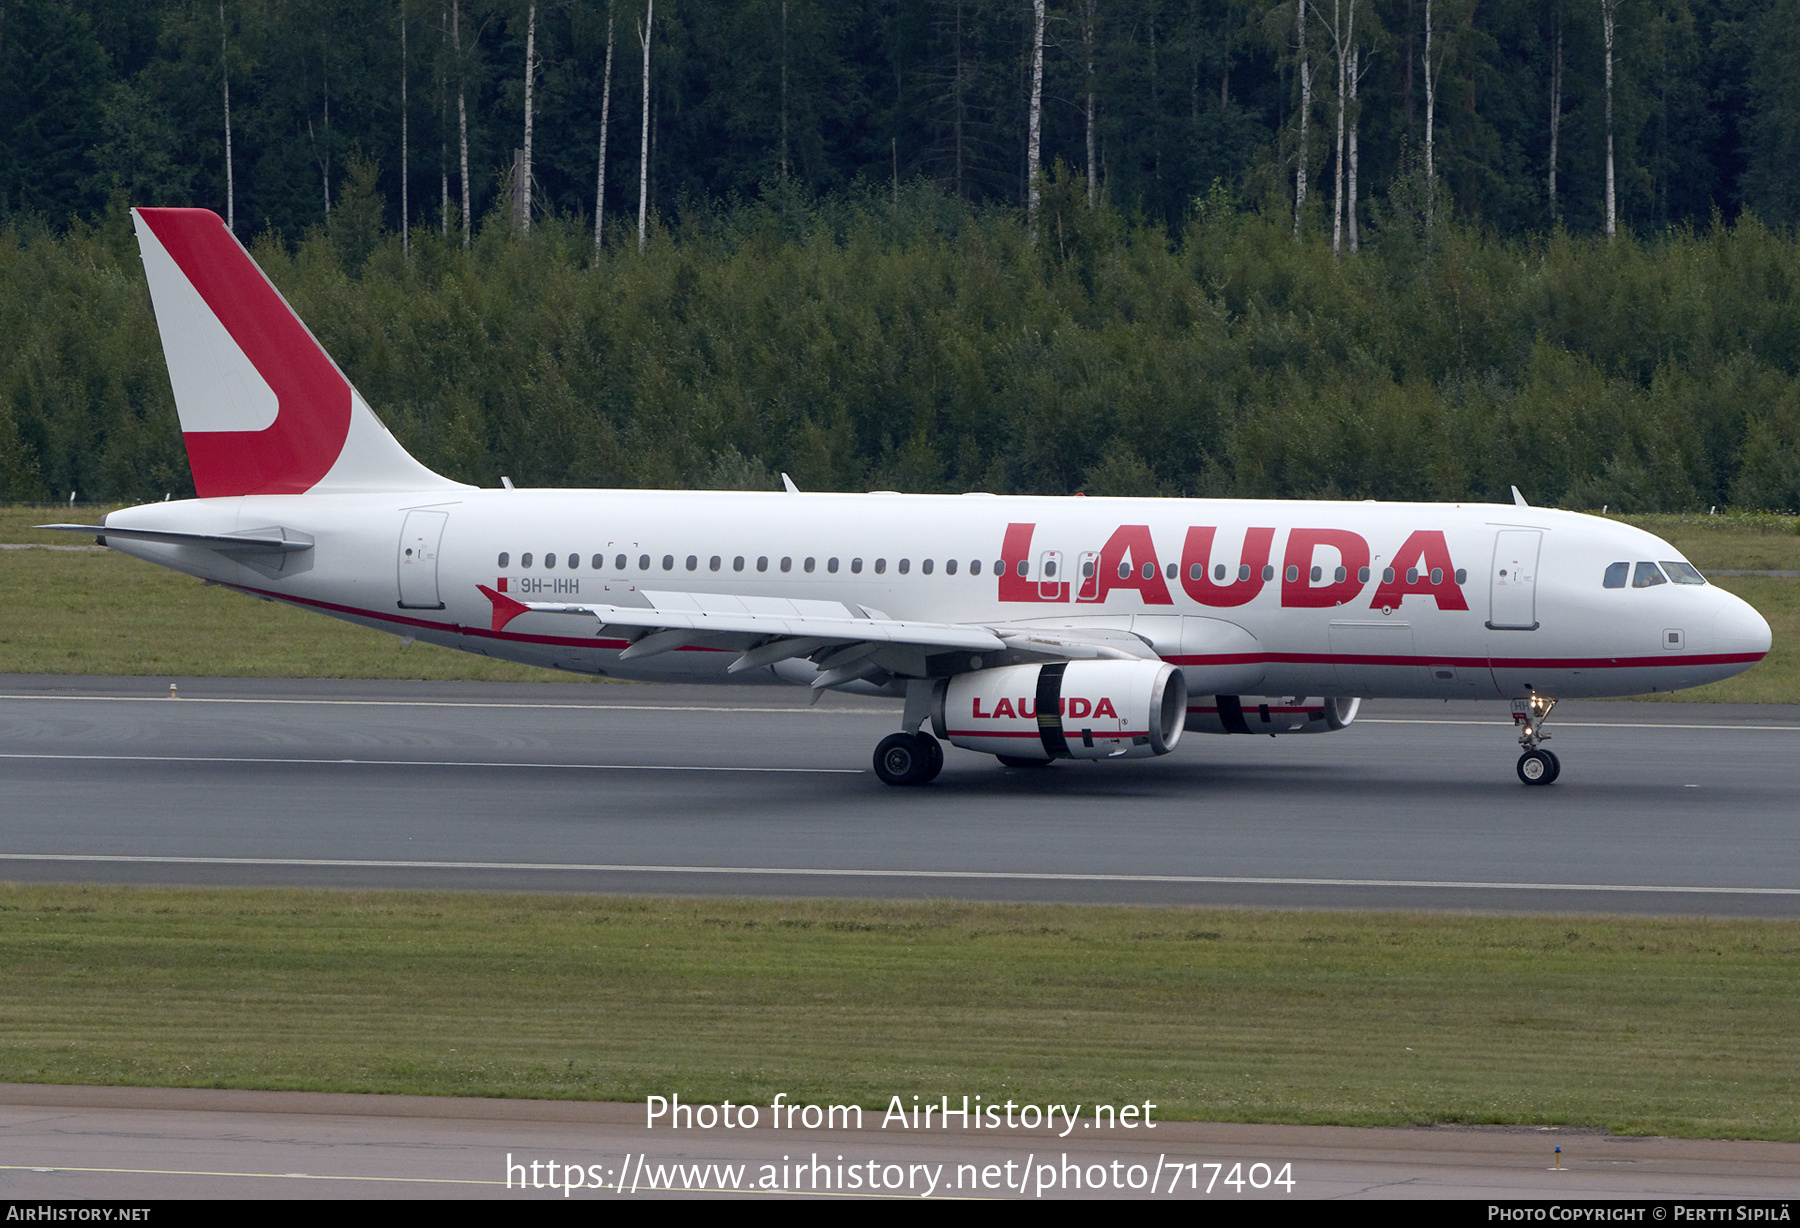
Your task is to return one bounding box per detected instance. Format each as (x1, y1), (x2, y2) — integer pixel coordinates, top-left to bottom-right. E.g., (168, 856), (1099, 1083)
(1603, 560), (1707, 589)
(494, 551), (1002, 576)
(491, 550), (1474, 590)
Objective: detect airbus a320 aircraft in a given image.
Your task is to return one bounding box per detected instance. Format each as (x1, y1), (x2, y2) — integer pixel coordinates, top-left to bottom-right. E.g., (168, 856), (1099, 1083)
(48, 208), (1772, 786)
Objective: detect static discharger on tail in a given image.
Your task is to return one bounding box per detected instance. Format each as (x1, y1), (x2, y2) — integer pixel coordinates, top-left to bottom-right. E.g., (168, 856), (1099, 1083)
(45, 208), (1773, 787)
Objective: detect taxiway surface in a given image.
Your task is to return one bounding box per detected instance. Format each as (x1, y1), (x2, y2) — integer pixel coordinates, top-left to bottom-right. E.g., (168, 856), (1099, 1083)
(1, 675), (1796, 914)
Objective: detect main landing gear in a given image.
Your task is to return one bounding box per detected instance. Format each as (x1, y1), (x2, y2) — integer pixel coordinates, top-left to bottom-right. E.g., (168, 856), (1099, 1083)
(873, 731), (943, 786)
(1511, 692), (1561, 786)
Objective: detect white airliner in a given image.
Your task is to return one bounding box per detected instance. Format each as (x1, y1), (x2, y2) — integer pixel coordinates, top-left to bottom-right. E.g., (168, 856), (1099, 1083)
(48, 208), (1772, 786)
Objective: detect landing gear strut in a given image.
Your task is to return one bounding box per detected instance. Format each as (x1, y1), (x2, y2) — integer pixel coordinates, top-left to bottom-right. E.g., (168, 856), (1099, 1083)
(873, 731), (943, 786)
(1511, 692), (1561, 786)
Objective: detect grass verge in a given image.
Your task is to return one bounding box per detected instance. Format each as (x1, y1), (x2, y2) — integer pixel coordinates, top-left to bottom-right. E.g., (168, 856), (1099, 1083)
(2, 885), (1797, 1140)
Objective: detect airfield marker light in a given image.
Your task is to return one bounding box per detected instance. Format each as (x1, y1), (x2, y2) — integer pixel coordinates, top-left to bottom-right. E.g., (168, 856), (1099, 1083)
(1554, 1145), (1562, 1170)
(168, 683), (178, 699)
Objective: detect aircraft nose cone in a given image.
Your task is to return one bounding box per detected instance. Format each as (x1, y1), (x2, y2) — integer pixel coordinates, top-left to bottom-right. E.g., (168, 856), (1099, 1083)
(1714, 588), (1772, 658)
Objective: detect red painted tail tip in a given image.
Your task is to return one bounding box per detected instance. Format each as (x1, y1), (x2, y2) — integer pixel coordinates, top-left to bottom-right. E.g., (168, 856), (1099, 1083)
(478, 584), (530, 632)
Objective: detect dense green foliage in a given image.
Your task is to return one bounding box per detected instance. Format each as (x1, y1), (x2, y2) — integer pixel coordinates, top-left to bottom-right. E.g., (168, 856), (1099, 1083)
(4, 0), (1798, 240)
(5, 184), (1800, 510)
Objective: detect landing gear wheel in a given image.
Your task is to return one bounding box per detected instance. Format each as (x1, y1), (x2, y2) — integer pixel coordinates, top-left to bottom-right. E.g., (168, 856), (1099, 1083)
(918, 732), (944, 783)
(874, 732), (930, 786)
(1517, 749), (1559, 786)
(996, 754), (1052, 768)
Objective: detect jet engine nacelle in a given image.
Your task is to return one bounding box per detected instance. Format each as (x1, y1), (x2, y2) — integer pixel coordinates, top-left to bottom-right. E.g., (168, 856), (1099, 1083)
(940, 660), (1188, 761)
(1185, 695), (1361, 735)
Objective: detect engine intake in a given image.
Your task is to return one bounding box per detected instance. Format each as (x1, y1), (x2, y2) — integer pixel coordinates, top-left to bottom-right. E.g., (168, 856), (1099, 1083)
(941, 660), (1188, 761)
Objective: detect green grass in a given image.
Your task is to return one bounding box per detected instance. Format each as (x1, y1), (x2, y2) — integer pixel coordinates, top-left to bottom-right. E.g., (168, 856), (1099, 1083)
(1, 506), (1794, 700)
(0, 506), (601, 682)
(1, 886), (1796, 1139)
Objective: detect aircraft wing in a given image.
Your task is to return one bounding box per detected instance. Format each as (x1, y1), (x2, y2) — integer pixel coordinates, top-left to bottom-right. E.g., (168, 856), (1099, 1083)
(480, 585), (1152, 687)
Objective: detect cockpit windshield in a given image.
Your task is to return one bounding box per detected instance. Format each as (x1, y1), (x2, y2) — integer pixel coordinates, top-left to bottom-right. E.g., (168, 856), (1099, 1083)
(1632, 561), (1668, 588)
(1661, 560), (1706, 585)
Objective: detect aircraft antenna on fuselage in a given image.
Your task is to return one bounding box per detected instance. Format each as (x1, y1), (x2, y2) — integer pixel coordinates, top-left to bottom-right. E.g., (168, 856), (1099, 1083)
(782, 473), (801, 494)
(1512, 485), (1530, 507)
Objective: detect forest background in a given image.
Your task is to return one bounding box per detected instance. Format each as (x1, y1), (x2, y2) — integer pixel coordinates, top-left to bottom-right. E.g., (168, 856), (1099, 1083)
(4, 0), (1800, 509)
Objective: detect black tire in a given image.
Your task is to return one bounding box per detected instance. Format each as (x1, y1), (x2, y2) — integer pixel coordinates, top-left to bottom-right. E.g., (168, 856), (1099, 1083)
(1541, 749), (1561, 783)
(917, 732), (944, 783)
(874, 732), (927, 786)
(996, 754), (1052, 768)
(1517, 749), (1557, 786)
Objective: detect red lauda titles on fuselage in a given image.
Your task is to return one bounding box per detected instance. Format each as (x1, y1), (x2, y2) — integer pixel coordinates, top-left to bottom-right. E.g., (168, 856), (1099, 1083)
(969, 694), (1120, 720)
(996, 523), (1469, 611)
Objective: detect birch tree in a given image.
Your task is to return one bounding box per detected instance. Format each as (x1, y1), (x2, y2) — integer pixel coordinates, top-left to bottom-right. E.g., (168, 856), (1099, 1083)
(1547, 6), (1562, 219)
(1083, 0), (1096, 208)
(400, 0), (409, 252)
(1027, 0), (1044, 238)
(594, 1), (615, 250)
(638, 0), (653, 254)
(220, 1), (233, 232)
(1294, 0), (1311, 237)
(520, 3), (536, 235)
(454, 0), (471, 248)
(1601, 0), (1617, 238)
(440, 3), (448, 236)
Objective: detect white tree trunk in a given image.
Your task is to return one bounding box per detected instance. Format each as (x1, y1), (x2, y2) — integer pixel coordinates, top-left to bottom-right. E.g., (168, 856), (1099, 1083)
(780, 0), (789, 182)
(1332, 0), (1347, 257)
(1602, 0), (1616, 239)
(400, 0), (408, 253)
(221, 1), (233, 232)
(1028, 0), (1044, 238)
(440, 2), (448, 237)
(638, 0), (653, 254)
(1548, 17), (1562, 219)
(1423, 0), (1436, 228)
(1295, 0), (1310, 237)
(521, 3), (536, 235)
(455, 0), (470, 248)
(595, 3), (614, 250)
(1347, 43), (1360, 252)
(1084, 0), (1096, 208)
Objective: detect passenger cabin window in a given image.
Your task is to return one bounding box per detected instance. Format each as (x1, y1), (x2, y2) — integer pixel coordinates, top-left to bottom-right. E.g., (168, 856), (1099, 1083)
(662, 555), (675, 570)
(945, 559), (957, 575)
(993, 560), (1004, 575)
(1633, 561), (1668, 588)
(710, 556), (722, 571)
(920, 559), (931, 574)
(896, 559), (908, 574)
(497, 552), (510, 568)
(544, 553), (555, 568)
(686, 555), (698, 571)
(851, 558), (863, 574)
(758, 557), (769, 572)
(828, 558), (839, 573)
(1662, 561), (1706, 585)
(522, 553), (534, 568)
(615, 554), (627, 570)
(638, 554), (650, 570)
(970, 560), (981, 576)
(1261, 565), (1275, 582)
(592, 554), (604, 570)
(733, 556), (745, 572)
(803, 557), (814, 573)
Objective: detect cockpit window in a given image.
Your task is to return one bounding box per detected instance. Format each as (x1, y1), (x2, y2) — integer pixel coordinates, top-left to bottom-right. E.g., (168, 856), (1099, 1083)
(1661, 560), (1706, 585)
(1632, 561), (1668, 588)
(1603, 562), (1628, 589)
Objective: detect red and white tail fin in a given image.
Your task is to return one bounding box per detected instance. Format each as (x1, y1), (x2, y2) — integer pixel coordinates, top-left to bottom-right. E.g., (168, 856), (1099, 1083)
(133, 207), (466, 498)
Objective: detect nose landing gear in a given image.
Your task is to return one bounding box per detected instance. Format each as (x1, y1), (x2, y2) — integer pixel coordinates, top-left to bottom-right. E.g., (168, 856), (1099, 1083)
(1511, 692), (1560, 785)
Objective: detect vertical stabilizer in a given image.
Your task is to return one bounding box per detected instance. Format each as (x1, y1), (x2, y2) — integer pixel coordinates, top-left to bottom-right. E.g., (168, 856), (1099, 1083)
(133, 207), (466, 497)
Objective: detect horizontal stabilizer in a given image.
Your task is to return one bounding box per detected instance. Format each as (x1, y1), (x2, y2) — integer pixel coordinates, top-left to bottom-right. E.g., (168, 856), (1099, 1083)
(40, 524), (313, 555)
